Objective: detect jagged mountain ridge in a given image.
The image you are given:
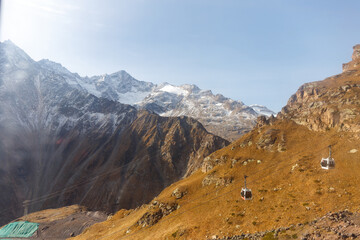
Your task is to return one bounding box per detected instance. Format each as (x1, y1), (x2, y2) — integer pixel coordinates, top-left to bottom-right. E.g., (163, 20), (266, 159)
(38, 58), (274, 141)
(139, 83), (262, 142)
(0, 40), (228, 225)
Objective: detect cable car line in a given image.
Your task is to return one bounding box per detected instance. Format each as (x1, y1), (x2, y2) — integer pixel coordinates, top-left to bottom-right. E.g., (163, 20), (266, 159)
(0, 144), (330, 219)
(0, 153), (153, 216)
(0, 142), (336, 240)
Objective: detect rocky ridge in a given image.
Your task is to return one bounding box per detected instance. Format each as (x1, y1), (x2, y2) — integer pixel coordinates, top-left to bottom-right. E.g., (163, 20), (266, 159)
(38, 56), (274, 141)
(138, 84), (265, 141)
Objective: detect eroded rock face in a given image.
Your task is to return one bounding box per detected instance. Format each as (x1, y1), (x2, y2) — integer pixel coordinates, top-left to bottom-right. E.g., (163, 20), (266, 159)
(171, 187), (187, 199)
(276, 45), (360, 133)
(343, 44), (360, 72)
(255, 129), (286, 152)
(201, 172), (233, 187)
(256, 129), (278, 149)
(278, 81), (360, 132)
(137, 201), (178, 227)
(256, 115), (276, 128)
(201, 156), (227, 173)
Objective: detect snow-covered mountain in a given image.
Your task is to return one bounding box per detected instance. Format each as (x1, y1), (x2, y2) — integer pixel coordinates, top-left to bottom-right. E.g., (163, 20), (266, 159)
(0, 41), (135, 136)
(37, 58), (274, 141)
(138, 83), (259, 141)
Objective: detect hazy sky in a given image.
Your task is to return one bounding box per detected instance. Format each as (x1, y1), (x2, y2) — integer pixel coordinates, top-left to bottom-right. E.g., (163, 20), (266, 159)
(1, 0), (360, 111)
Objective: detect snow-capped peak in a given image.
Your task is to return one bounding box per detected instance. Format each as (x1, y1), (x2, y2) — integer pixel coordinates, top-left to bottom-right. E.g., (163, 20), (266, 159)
(0, 40), (34, 69)
(38, 59), (78, 77)
(0, 40), (275, 141)
(34, 58), (275, 140)
(249, 104), (276, 117)
(77, 70), (156, 104)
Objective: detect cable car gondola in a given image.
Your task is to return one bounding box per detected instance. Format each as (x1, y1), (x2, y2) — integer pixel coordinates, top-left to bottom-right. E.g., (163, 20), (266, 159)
(321, 145), (335, 170)
(240, 175), (252, 200)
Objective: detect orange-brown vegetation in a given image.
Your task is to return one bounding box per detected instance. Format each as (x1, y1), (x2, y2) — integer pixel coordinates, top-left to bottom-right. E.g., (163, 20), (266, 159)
(17, 205), (86, 223)
(72, 46), (360, 239)
(73, 122), (360, 239)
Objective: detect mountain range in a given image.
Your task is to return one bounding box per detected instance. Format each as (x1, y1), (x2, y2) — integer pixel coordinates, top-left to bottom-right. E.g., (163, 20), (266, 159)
(0, 40), (229, 225)
(37, 56), (274, 141)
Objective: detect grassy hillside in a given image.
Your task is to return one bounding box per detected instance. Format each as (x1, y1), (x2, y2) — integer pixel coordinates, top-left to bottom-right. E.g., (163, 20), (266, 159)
(73, 47), (360, 239)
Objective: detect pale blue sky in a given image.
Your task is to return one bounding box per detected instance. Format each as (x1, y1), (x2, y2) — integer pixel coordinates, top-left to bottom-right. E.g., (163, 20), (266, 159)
(1, 0), (360, 111)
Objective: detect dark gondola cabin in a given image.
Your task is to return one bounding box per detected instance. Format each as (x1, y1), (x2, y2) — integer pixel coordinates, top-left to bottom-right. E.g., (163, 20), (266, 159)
(241, 175), (252, 200)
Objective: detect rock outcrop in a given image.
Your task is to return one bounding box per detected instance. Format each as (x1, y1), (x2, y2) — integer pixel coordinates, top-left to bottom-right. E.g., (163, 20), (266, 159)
(201, 172), (233, 187)
(218, 210), (360, 240)
(136, 201), (179, 227)
(343, 44), (360, 72)
(277, 45), (360, 133)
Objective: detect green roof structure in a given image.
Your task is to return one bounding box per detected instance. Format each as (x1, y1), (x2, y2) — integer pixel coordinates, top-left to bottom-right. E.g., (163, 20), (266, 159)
(0, 221), (39, 238)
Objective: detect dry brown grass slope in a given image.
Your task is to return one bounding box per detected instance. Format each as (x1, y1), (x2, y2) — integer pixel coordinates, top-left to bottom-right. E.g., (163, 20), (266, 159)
(72, 45), (360, 239)
(73, 122), (360, 239)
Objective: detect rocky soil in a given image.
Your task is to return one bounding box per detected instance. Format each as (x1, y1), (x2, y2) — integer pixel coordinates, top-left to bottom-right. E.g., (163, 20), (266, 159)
(218, 210), (360, 240)
(10, 205), (107, 240)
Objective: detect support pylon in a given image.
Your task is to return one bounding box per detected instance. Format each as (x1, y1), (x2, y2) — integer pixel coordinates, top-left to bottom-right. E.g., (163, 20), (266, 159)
(23, 200), (30, 216)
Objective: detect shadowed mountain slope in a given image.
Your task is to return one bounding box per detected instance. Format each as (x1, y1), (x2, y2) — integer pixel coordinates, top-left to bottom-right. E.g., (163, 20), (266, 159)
(0, 41), (228, 226)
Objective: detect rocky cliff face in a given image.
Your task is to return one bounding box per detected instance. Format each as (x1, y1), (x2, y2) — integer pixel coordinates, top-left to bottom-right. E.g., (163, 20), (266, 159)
(0, 41), (228, 225)
(277, 45), (360, 133)
(43, 111), (227, 216)
(343, 44), (360, 72)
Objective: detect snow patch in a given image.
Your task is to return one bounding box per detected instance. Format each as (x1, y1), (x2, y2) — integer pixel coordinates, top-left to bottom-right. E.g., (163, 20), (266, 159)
(250, 104), (276, 117)
(159, 84), (189, 95)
